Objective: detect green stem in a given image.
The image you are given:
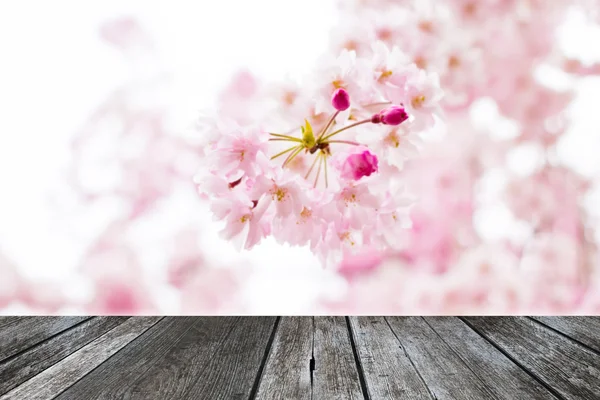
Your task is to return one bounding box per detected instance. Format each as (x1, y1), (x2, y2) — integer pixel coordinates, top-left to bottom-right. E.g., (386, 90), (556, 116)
(269, 138), (301, 143)
(283, 146), (304, 168)
(313, 153), (324, 188)
(326, 140), (361, 146)
(271, 145), (299, 160)
(320, 119), (371, 142)
(323, 152), (328, 188)
(316, 111), (339, 143)
(304, 152), (321, 179)
(269, 132), (302, 142)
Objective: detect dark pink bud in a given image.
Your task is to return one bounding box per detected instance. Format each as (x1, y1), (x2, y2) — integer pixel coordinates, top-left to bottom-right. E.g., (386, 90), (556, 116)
(341, 149), (379, 180)
(372, 106), (409, 125)
(331, 88), (351, 111)
(371, 113), (382, 124)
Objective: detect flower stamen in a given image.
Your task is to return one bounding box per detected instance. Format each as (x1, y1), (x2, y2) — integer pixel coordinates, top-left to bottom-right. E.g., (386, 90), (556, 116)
(314, 152), (324, 188)
(378, 70), (393, 82)
(384, 130), (401, 148)
(270, 187), (288, 202)
(332, 79), (345, 89)
(411, 95), (426, 109)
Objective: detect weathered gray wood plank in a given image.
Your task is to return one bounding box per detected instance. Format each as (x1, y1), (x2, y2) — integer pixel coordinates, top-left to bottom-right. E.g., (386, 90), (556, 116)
(0, 317), (23, 330)
(54, 317), (193, 400)
(424, 317), (555, 400)
(312, 317), (364, 400)
(1, 317), (161, 400)
(182, 317), (278, 400)
(386, 317), (495, 400)
(532, 317), (600, 354)
(255, 316), (312, 400)
(464, 317), (600, 400)
(349, 316), (432, 400)
(0, 316), (89, 362)
(126, 317), (239, 400)
(5, 316), (595, 400)
(0, 316), (128, 395)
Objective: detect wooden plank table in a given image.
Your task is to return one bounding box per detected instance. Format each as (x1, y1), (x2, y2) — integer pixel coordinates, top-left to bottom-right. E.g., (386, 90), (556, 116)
(0, 317), (598, 399)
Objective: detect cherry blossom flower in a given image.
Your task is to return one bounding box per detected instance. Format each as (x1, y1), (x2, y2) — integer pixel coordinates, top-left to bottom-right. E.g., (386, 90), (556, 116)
(372, 106), (409, 125)
(195, 43), (441, 263)
(6, 1), (600, 315)
(356, 122), (422, 170)
(339, 148), (379, 180)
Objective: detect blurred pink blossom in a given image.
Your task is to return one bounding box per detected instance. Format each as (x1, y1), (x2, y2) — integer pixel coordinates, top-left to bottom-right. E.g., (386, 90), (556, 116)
(4, 1), (600, 314)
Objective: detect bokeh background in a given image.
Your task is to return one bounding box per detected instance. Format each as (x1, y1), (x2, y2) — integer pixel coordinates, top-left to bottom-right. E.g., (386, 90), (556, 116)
(1, 0), (600, 314)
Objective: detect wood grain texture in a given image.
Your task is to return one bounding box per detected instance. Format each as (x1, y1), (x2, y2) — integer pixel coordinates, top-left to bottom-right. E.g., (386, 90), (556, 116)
(0, 317), (128, 395)
(386, 317), (495, 400)
(0, 317), (23, 330)
(1, 317), (161, 400)
(312, 317), (364, 400)
(349, 316), (432, 400)
(3, 316), (599, 400)
(54, 317), (191, 400)
(464, 317), (600, 400)
(126, 317), (239, 400)
(0, 316), (89, 362)
(182, 316), (278, 400)
(532, 316), (600, 354)
(255, 316), (313, 400)
(424, 317), (554, 400)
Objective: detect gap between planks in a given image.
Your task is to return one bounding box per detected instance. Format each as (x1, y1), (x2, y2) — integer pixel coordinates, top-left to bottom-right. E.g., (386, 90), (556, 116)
(248, 316), (282, 399)
(527, 317), (600, 357)
(459, 317), (567, 400)
(0, 317), (91, 364)
(0, 317), (162, 400)
(345, 317), (371, 400)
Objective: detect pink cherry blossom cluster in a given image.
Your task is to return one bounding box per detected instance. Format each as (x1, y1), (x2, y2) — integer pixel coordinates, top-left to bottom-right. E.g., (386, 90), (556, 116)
(324, 235), (600, 314)
(65, 18), (250, 314)
(313, 0), (600, 312)
(194, 44), (443, 263)
(334, 0), (600, 112)
(4, 0), (600, 315)
(62, 20), (195, 312)
(1, 17), (262, 315)
(0, 17), (252, 315)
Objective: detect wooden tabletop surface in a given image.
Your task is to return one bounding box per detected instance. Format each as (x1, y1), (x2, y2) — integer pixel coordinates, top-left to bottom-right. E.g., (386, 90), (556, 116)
(0, 316), (599, 399)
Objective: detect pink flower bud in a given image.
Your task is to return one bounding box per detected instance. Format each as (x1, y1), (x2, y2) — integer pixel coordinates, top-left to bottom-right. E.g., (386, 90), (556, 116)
(341, 149), (379, 180)
(370, 113), (382, 124)
(331, 88), (351, 111)
(372, 106), (408, 125)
